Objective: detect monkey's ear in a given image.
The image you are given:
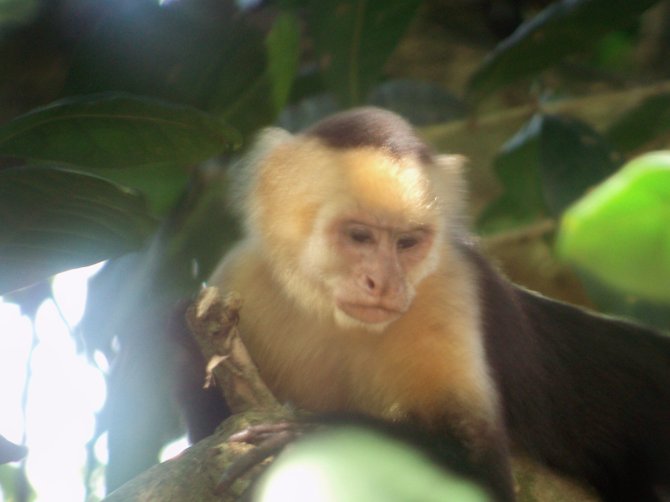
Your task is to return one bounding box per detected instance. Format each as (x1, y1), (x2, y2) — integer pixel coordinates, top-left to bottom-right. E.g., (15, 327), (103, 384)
(435, 154), (468, 173)
(252, 127), (294, 154)
(433, 154), (468, 190)
(229, 127), (294, 214)
(432, 154), (468, 228)
(238, 127), (294, 174)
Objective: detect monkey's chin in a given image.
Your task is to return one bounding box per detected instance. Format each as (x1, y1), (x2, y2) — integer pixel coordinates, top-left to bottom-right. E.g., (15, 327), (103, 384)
(335, 303), (403, 331)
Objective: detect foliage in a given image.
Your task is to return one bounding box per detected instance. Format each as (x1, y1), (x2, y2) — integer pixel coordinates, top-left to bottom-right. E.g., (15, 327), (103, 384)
(478, 114), (623, 233)
(0, 94), (241, 294)
(0, 0), (669, 499)
(558, 152), (670, 303)
(308, 0), (423, 105)
(467, 0), (662, 100)
(257, 427), (489, 502)
(0, 166), (156, 294)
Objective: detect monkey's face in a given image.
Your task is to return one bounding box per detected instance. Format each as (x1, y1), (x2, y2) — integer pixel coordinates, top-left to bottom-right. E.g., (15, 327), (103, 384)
(331, 217), (436, 328)
(295, 198), (441, 332)
(248, 137), (449, 332)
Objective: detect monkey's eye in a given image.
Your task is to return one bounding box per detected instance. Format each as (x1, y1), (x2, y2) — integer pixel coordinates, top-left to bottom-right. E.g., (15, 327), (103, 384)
(347, 227), (374, 244)
(397, 236), (420, 250)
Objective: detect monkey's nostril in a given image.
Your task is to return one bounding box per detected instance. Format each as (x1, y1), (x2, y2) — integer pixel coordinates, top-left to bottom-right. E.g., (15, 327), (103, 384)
(366, 277), (376, 290)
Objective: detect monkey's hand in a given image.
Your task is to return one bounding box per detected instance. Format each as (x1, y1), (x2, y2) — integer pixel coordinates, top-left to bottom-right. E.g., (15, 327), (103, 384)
(216, 421), (318, 495)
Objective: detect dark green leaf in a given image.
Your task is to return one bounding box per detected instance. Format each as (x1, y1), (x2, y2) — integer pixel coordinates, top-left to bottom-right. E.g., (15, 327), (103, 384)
(80, 170), (241, 353)
(479, 114), (620, 232)
(0, 167), (156, 294)
(207, 15), (300, 138)
(309, 0), (421, 106)
(65, 1), (239, 105)
(478, 116), (545, 233)
(540, 115), (621, 215)
(0, 93), (241, 169)
(467, 0), (661, 101)
(86, 164), (189, 216)
(266, 12), (301, 112)
(606, 93), (670, 153)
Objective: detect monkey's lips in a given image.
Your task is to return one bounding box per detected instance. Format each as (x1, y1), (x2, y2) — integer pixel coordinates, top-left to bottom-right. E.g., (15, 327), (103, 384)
(337, 302), (404, 324)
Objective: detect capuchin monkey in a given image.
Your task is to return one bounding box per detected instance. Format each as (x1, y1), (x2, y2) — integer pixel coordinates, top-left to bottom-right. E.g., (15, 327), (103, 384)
(197, 107), (670, 501)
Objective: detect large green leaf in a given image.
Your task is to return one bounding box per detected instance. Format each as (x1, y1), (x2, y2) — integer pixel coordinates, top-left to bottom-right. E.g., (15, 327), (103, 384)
(0, 166), (156, 294)
(64, 1), (296, 141)
(257, 427), (489, 502)
(308, 0), (421, 106)
(467, 0), (661, 101)
(478, 115), (546, 233)
(478, 114), (619, 233)
(207, 14), (300, 138)
(0, 93), (241, 169)
(85, 164), (189, 217)
(557, 151), (670, 303)
(266, 12), (301, 112)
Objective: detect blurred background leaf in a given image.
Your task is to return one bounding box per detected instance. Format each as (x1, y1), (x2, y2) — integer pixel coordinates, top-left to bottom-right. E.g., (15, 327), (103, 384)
(478, 114), (621, 233)
(467, 0), (663, 101)
(308, 0), (422, 106)
(257, 426), (491, 502)
(0, 167), (156, 294)
(557, 151), (670, 304)
(0, 93), (240, 169)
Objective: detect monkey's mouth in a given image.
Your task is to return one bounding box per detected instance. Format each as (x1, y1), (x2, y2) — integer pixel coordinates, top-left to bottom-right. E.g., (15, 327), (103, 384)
(338, 302), (404, 324)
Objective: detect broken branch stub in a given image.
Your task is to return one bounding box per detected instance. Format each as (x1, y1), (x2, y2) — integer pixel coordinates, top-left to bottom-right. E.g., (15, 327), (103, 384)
(186, 287), (281, 414)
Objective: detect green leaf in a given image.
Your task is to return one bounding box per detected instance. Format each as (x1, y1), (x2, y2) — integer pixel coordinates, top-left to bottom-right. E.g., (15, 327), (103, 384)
(257, 427), (490, 502)
(606, 93), (670, 153)
(86, 164), (189, 216)
(0, 93), (241, 169)
(0, 166), (156, 294)
(557, 151), (670, 304)
(206, 16), (300, 138)
(0, 0), (38, 25)
(467, 0), (661, 101)
(309, 0), (421, 106)
(478, 115), (545, 233)
(65, 2), (296, 140)
(266, 12), (301, 112)
(540, 115), (621, 215)
(479, 114), (620, 233)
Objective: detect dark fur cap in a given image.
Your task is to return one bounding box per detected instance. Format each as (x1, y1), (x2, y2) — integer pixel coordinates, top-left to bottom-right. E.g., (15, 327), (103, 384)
(304, 107), (434, 164)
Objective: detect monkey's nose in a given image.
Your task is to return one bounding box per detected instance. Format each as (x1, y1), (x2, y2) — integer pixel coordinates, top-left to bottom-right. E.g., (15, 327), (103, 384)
(363, 275), (391, 297)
